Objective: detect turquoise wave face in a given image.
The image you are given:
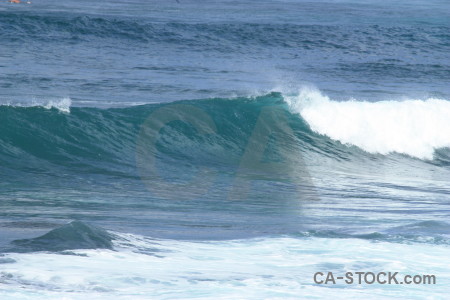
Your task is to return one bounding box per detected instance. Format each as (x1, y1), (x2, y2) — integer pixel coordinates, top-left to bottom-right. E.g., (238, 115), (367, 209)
(0, 93), (432, 182)
(0, 94), (311, 177)
(2, 92), (450, 189)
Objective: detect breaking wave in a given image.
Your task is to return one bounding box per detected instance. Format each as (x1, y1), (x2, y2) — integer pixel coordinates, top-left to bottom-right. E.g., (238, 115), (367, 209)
(286, 88), (450, 160)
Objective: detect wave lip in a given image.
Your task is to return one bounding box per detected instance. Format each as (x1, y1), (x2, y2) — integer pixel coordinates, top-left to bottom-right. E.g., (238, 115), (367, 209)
(1, 97), (71, 113)
(285, 88), (450, 160)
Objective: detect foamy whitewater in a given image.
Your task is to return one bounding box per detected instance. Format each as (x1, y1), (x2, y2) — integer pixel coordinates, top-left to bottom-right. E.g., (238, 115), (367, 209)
(1, 232), (449, 300)
(1, 0), (450, 299)
(1, 97), (72, 113)
(287, 88), (450, 159)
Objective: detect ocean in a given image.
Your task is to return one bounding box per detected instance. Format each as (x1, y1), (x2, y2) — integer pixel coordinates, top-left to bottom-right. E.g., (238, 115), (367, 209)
(1, 0), (450, 299)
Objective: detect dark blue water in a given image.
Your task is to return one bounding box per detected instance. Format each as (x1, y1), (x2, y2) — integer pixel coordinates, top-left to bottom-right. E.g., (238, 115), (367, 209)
(1, 0), (450, 107)
(1, 1), (450, 298)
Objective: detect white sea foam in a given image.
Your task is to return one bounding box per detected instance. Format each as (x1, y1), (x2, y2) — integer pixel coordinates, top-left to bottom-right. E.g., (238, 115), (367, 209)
(1, 97), (72, 113)
(42, 97), (72, 113)
(0, 235), (449, 299)
(284, 88), (450, 160)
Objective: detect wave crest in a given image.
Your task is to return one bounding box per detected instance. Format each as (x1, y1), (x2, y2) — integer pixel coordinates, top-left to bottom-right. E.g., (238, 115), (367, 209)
(1, 97), (71, 113)
(286, 87), (450, 159)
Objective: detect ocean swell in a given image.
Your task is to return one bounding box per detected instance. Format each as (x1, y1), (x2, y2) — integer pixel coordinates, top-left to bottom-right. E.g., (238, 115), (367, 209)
(1, 91), (450, 182)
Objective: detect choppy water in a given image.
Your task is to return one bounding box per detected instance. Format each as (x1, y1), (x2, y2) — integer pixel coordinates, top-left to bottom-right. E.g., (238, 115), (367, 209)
(1, 0), (450, 299)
